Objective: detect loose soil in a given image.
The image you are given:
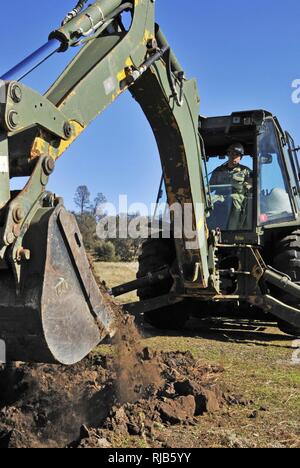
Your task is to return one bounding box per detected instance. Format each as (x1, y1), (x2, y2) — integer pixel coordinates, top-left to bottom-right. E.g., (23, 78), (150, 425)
(0, 312), (230, 448)
(0, 348), (229, 448)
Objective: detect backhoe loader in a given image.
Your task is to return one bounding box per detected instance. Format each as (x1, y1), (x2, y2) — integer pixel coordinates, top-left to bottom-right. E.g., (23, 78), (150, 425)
(0, 0), (300, 366)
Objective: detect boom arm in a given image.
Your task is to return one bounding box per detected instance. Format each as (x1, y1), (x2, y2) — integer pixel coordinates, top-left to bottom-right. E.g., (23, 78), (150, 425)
(0, 0), (211, 289)
(0, 0), (213, 364)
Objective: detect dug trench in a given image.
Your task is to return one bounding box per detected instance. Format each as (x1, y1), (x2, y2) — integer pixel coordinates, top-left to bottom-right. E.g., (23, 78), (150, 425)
(0, 291), (246, 449)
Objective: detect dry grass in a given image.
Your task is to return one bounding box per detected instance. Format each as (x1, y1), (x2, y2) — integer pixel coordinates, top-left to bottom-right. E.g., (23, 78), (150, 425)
(93, 261), (138, 304)
(93, 261), (300, 448)
(141, 327), (300, 447)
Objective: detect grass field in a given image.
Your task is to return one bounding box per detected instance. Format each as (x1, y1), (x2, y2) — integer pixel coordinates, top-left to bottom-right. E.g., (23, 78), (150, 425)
(94, 262), (300, 448)
(93, 261), (138, 304)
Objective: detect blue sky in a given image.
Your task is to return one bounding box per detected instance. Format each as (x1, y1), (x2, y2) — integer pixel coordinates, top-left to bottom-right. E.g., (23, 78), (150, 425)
(0, 0), (299, 211)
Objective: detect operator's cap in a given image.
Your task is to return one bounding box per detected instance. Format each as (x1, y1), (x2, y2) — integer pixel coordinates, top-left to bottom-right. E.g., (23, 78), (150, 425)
(227, 143), (245, 156)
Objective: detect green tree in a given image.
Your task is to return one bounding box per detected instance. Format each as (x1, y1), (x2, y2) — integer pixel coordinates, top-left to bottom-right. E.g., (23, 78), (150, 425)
(95, 241), (116, 262)
(110, 237), (141, 262)
(108, 214), (144, 261)
(75, 213), (97, 251)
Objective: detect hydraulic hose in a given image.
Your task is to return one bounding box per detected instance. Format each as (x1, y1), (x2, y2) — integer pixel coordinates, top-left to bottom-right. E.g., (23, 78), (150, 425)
(62, 0), (89, 25)
(264, 268), (300, 299)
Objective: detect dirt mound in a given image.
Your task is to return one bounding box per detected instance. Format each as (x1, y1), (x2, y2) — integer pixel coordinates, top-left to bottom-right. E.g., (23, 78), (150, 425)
(0, 344), (226, 448)
(0, 273), (229, 449)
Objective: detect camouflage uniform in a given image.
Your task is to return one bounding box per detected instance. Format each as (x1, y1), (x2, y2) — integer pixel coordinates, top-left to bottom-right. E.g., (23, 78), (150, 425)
(210, 163), (252, 230)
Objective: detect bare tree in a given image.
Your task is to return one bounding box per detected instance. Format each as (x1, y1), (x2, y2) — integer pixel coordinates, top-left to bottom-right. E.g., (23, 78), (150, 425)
(74, 185), (91, 215)
(92, 192), (107, 217)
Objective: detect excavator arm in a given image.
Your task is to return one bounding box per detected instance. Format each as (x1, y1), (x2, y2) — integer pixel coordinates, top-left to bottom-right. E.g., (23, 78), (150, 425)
(0, 0), (211, 364)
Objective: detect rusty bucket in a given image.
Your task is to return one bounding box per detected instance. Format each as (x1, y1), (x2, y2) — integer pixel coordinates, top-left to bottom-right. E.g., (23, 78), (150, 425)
(0, 204), (116, 365)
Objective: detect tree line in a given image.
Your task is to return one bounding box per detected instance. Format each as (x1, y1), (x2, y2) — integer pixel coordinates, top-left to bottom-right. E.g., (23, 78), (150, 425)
(73, 185), (142, 262)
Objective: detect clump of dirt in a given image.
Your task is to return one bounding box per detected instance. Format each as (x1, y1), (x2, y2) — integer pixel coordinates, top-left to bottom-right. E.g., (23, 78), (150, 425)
(0, 357), (115, 448)
(71, 348), (226, 449)
(0, 344), (227, 448)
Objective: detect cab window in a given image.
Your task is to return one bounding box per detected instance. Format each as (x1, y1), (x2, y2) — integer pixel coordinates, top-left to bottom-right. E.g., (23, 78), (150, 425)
(258, 120), (294, 225)
(206, 154), (253, 231)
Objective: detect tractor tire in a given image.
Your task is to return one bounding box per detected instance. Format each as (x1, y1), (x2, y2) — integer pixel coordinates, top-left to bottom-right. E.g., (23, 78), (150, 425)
(277, 320), (300, 338)
(137, 238), (189, 330)
(273, 230), (300, 337)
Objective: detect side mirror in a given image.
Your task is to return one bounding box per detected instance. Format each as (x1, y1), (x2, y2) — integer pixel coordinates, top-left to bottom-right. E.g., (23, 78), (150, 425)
(260, 153), (273, 165)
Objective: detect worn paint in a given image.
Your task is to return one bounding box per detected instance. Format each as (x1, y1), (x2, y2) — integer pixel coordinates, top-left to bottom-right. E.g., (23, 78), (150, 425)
(30, 121), (85, 160)
(117, 57), (134, 83)
(143, 29), (155, 44)
(197, 218), (204, 230)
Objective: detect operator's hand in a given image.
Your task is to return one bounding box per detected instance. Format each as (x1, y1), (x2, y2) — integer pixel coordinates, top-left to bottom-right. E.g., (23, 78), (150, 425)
(211, 194), (225, 205)
(244, 182), (253, 192)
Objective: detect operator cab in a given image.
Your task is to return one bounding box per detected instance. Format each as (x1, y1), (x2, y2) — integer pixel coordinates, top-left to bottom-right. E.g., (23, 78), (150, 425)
(199, 110), (300, 244)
